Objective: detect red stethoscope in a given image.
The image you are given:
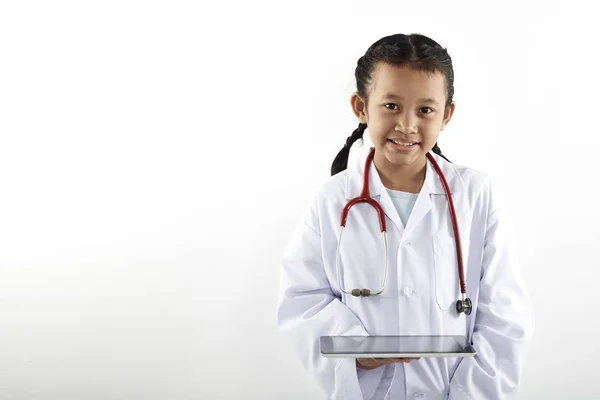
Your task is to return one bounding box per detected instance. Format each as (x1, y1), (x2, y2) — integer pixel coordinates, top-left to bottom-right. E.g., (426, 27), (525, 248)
(335, 147), (472, 315)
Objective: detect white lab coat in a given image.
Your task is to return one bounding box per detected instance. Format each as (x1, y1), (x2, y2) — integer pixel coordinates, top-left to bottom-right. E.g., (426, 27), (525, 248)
(276, 143), (534, 400)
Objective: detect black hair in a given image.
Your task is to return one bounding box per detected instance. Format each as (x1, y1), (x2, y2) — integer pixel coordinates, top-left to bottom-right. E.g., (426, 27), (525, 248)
(331, 33), (453, 176)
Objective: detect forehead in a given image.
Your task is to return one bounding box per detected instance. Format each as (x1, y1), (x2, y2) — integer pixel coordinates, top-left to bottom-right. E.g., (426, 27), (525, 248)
(370, 62), (447, 101)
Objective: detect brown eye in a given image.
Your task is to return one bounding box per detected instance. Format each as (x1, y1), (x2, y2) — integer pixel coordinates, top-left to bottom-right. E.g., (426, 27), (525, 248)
(384, 103), (399, 110)
(420, 107), (434, 114)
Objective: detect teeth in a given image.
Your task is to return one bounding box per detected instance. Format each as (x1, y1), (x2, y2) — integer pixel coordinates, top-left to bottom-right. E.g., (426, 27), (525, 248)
(391, 140), (415, 146)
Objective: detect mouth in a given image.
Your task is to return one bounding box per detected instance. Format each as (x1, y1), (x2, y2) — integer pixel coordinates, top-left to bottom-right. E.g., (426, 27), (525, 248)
(387, 138), (420, 147)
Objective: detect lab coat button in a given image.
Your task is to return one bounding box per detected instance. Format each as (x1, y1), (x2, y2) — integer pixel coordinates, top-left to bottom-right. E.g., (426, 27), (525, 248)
(412, 392), (426, 398)
(403, 286), (415, 297)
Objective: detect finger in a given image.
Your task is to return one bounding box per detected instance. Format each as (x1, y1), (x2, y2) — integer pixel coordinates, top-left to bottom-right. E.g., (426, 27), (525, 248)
(360, 358), (375, 365)
(372, 358), (390, 362)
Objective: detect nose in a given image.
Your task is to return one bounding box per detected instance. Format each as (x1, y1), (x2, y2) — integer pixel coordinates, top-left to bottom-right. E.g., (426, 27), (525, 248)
(395, 113), (418, 134)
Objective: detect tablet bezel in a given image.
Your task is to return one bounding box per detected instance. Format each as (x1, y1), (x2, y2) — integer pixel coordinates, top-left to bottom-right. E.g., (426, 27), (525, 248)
(319, 335), (477, 358)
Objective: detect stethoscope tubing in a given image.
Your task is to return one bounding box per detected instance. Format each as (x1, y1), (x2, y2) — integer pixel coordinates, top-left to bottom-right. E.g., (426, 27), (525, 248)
(336, 147), (470, 313)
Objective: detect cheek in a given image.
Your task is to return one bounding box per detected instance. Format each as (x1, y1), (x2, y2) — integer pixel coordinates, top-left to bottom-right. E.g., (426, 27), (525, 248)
(368, 111), (394, 130)
(421, 116), (443, 130)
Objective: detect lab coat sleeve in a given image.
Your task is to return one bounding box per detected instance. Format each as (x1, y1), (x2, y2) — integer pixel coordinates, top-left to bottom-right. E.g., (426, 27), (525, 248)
(448, 185), (535, 399)
(276, 195), (368, 400)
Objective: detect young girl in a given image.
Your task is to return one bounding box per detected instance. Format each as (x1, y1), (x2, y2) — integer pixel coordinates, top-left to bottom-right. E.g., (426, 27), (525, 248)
(276, 33), (534, 400)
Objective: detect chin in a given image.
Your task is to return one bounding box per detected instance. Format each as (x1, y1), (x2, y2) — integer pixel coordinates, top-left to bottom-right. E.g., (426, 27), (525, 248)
(385, 155), (418, 166)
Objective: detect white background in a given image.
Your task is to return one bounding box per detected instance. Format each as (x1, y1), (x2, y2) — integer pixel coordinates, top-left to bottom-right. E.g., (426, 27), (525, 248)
(0, 1), (598, 399)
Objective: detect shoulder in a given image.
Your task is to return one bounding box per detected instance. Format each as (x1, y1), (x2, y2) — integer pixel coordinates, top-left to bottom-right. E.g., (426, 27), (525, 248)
(296, 170), (348, 232)
(320, 169), (349, 197)
(443, 157), (499, 216)
(453, 162), (490, 194)
(311, 169), (349, 214)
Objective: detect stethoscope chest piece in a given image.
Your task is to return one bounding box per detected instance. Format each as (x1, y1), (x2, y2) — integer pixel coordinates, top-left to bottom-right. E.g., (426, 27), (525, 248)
(456, 298), (473, 315)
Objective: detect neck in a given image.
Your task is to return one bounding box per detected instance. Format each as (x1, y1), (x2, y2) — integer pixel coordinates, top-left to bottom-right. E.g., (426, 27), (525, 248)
(373, 155), (427, 194)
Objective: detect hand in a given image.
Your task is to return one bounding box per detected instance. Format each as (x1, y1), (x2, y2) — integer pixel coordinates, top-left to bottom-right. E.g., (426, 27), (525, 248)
(356, 357), (421, 370)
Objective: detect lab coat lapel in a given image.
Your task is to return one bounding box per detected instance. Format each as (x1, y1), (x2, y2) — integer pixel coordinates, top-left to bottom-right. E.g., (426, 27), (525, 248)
(404, 152), (465, 233)
(346, 146), (464, 235)
(403, 180), (432, 234)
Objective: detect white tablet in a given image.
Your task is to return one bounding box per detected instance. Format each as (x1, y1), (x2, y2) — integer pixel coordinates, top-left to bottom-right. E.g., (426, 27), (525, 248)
(320, 335), (476, 358)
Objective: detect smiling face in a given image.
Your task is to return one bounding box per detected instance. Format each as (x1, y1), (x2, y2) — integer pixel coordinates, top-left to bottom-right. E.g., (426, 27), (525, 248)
(351, 62), (455, 184)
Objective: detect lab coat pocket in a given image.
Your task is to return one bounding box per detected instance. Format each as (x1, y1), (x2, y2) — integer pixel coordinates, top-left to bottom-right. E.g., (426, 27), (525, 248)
(433, 235), (469, 311)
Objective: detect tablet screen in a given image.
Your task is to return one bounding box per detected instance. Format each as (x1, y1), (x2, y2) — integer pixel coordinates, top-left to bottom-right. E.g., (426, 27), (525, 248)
(320, 335), (471, 356)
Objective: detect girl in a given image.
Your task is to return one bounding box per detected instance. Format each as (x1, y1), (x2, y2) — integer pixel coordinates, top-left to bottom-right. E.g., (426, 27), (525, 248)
(276, 33), (534, 400)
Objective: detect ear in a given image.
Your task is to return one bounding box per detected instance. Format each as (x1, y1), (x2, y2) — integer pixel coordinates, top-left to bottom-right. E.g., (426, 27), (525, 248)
(350, 92), (368, 124)
(440, 101), (456, 131)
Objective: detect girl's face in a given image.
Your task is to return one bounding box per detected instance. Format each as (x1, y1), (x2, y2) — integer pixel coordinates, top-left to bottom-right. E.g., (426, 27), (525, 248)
(351, 62), (455, 172)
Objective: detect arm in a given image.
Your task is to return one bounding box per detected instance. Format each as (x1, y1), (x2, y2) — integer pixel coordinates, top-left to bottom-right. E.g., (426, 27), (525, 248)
(448, 205), (535, 399)
(276, 199), (368, 400)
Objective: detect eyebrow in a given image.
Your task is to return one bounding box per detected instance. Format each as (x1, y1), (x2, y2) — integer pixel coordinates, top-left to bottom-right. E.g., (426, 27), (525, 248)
(380, 93), (440, 105)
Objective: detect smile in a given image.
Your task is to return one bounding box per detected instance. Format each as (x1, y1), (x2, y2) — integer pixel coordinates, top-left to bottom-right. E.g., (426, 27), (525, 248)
(388, 139), (418, 146)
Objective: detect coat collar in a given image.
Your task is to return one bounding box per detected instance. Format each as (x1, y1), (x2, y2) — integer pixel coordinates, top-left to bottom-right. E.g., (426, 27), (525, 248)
(345, 145), (465, 200)
(344, 145), (466, 234)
